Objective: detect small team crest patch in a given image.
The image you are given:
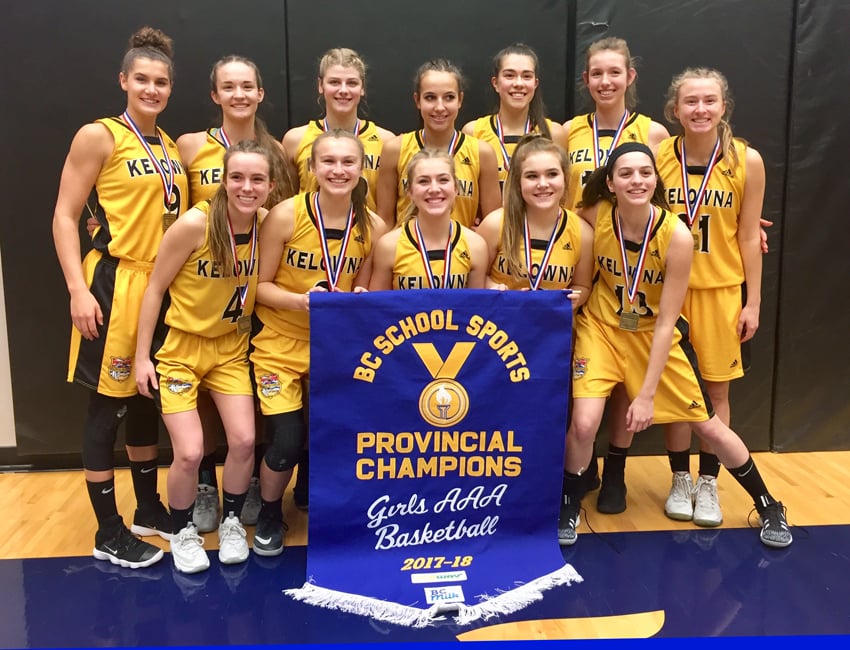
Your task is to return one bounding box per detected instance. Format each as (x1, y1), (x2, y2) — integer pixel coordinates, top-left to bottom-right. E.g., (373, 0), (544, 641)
(573, 357), (589, 379)
(165, 377), (193, 395)
(108, 357), (132, 382)
(259, 374), (281, 398)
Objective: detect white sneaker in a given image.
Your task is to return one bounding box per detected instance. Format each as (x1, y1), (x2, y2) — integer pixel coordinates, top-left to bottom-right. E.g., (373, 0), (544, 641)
(664, 471), (694, 521)
(241, 477), (261, 525)
(692, 475), (723, 527)
(193, 484), (221, 534)
(218, 514), (249, 565)
(171, 524), (210, 574)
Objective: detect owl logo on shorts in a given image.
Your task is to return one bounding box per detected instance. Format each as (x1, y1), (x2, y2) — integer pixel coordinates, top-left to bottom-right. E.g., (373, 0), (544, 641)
(259, 374), (281, 398)
(573, 357), (589, 380)
(108, 357), (132, 382)
(165, 377), (192, 395)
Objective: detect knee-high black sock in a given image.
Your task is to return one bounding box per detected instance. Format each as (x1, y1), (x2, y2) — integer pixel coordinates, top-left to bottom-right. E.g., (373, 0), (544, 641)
(87, 478), (119, 526)
(667, 449), (691, 473)
(727, 456), (776, 509)
(129, 459), (159, 509)
(698, 451), (721, 478)
(222, 491), (247, 520)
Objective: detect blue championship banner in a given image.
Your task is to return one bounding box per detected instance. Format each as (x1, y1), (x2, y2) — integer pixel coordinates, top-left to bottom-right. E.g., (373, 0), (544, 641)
(285, 289), (582, 626)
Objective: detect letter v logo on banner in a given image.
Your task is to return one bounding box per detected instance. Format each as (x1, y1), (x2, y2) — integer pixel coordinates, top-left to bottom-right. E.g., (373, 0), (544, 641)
(412, 342), (475, 427)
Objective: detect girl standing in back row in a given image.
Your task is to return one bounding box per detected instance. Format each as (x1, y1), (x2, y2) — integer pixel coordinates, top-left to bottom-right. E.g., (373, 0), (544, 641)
(282, 47), (395, 212)
(377, 59), (501, 229)
(463, 43), (568, 191)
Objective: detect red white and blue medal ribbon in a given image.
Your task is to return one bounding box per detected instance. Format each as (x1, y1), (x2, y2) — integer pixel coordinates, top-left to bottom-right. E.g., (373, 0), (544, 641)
(616, 206), (656, 306)
(420, 129), (460, 155)
(414, 219), (454, 289)
(679, 138), (721, 228)
(495, 114), (531, 172)
(312, 192), (355, 291)
(218, 127), (231, 148)
(122, 110), (175, 211)
(227, 212), (258, 309)
(524, 210), (562, 290)
(592, 110), (629, 169)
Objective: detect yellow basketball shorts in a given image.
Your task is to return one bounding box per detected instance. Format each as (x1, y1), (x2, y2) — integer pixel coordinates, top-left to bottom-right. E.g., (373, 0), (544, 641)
(67, 251), (152, 398)
(572, 311), (714, 423)
(155, 328), (252, 414)
(681, 285), (746, 382)
(250, 324), (309, 415)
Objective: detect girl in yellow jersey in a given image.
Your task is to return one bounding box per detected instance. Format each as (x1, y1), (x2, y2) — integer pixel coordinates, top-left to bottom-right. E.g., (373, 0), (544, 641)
(558, 143), (790, 550)
(478, 134), (592, 302)
(281, 48), (395, 211)
(135, 140), (274, 574)
(463, 44), (568, 191)
(601, 69), (767, 528)
(370, 149), (487, 290)
(176, 55), (294, 534)
(376, 60), (501, 229)
(249, 130), (386, 556)
(564, 37), (669, 210)
(52, 27), (187, 569)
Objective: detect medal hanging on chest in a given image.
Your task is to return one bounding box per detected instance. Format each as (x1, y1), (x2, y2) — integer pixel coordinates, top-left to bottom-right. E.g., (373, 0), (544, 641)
(615, 206), (655, 330)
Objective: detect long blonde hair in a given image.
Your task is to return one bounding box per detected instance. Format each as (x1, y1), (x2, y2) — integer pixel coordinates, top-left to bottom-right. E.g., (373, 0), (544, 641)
(664, 67), (740, 170)
(208, 140), (273, 277)
(501, 135), (568, 279)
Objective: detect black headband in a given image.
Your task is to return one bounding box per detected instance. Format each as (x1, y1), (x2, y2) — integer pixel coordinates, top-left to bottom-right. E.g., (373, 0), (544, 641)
(605, 142), (656, 177)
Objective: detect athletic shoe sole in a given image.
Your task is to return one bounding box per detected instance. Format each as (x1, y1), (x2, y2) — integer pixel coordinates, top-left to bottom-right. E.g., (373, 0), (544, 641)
(253, 543), (284, 557)
(93, 547), (164, 570)
(130, 524), (172, 541)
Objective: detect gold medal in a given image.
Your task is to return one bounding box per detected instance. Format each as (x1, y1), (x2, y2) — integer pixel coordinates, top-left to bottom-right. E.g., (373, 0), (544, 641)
(236, 315), (252, 335)
(693, 233), (700, 251)
(162, 212), (177, 232)
(619, 311), (640, 331)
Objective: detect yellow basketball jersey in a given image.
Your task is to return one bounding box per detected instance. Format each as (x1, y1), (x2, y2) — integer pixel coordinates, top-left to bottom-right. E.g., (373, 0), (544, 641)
(294, 120), (384, 211)
(656, 136), (747, 289)
(254, 191), (373, 340)
(472, 115), (558, 186)
(489, 209), (584, 290)
(585, 201), (677, 332)
(186, 129), (227, 204)
(93, 117), (188, 262)
(392, 219), (473, 290)
(164, 202), (260, 338)
(565, 112), (651, 210)
(396, 131), (481, 228)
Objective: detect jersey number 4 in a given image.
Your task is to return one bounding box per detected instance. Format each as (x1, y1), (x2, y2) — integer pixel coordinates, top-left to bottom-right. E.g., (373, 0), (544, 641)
(221, 285), (247, 323)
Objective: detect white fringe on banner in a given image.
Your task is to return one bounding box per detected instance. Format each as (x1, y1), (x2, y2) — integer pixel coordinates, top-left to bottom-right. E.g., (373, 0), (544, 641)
(284, 563), (583, 628)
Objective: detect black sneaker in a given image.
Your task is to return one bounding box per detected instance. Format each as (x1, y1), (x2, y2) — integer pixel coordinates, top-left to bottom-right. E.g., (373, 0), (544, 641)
(94, 517), (164, 569)
(252, 514), (287, 557)
(131, 497), (173, 541)
(757, 501), (793, 548)
(596, 476), (627, 514)
(558, 498), (581, 547)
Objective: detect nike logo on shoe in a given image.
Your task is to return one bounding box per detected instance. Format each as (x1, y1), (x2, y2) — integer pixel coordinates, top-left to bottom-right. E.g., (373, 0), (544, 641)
(254, 536), (272, 545)
(102, 544), (118, 554)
